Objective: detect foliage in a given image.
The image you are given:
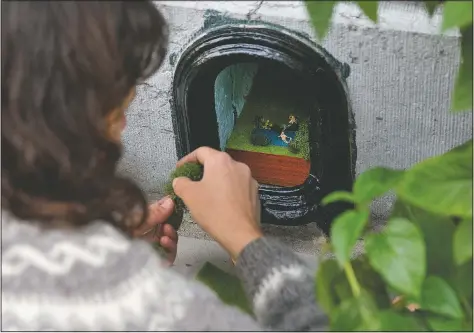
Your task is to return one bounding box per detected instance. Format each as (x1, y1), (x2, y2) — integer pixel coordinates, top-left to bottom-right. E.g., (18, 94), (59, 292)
(304, 3), (473, 328)
(196, 262), (253, 315)
(163, 162), (203, 231)
(317, 139), (473, 331)
(194, 2), (473, 331)
(288, 119), (310, 160)
(250, 129), (271, 146)
(305, 0), (472, 113)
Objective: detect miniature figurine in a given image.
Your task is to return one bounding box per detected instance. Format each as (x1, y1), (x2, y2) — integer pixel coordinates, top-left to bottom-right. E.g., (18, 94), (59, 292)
(279, 131), (292, 144)
(284, 114), (299, 132)
(263, 119), (273, 130)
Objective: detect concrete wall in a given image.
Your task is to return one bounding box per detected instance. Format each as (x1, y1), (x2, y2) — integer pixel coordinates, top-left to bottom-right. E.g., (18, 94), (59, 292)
(117, 1), (472, 229)
(214, 63), (259, 150)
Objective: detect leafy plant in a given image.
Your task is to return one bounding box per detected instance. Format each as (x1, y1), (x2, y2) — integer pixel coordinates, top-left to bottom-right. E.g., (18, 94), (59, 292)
(288, 119), (311, 160)
(315, 142), (472, 331)
(196, 262), (253, 315)
(307, 2), (472, 330)
(305, 0), (472, 113)
(194, 2), (473, 331)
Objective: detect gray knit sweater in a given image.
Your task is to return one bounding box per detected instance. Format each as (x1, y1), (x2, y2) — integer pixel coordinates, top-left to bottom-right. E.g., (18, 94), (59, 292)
(1, 210), (328, 331)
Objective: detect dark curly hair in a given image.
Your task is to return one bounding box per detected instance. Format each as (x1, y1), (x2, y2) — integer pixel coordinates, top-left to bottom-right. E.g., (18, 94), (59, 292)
(1, 1), (168, 233)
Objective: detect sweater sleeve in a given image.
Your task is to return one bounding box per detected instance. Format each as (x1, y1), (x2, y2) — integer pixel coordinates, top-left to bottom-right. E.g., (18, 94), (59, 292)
(235, 237), (329, 331)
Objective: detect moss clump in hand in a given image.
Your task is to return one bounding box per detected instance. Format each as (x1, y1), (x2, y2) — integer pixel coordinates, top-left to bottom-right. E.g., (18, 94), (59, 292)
(163, 162), (204, 231)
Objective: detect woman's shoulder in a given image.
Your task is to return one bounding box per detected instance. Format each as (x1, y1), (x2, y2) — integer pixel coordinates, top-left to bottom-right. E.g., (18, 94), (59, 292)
(1, 210), (201, 330)
(1, 209), (169, 295)
(1, 209), (149, 271)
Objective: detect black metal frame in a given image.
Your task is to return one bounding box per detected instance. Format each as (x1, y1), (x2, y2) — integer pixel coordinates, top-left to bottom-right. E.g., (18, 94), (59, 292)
(171, 23), (356, 235)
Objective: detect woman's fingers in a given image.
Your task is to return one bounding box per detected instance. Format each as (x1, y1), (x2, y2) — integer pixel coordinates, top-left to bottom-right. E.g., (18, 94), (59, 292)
(140, 224), (163, 242)
(133, 197), (174, 237)
(160, 236), (177, 264)
(176, 146), (218, 168)
(173, 147), (262, 261)
(162, 223), (178, 242)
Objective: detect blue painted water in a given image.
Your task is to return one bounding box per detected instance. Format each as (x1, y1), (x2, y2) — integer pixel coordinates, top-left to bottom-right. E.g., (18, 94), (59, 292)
(253, 128), (296, 147)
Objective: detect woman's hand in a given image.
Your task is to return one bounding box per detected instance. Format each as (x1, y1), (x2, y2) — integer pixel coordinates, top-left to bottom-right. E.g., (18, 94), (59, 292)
(172, 147), (262, 262)
(133, 197), (179, 265)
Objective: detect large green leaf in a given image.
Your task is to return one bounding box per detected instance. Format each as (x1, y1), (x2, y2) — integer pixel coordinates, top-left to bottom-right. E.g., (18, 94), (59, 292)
(452, 25), (473, 112)
(322, 191), (356, 205)
(451, 259), (473, 298)
(315, 257), (391, 315)
(426, 316), (466, 331)
(365, 218), (426, 298)
(331, 291), (380, 331)
(352, 258), (392, 310)
(315, 259), (343, 315)
(353, 167), (404, 204)
(453, 218), (473, 265)
(421, 276), (464, 319)
(391, 200), (456, 280)
(423, 1), (439, 16)
(357, 1), (378, 22)
(442, 1), (473, 31)
(333, 258), (392, 310)
(305, 1), (336, 40)
(378, 310), (425, 331)
(196, 262), (253, 315)
(331, 209), (370, 266)
(397, 140), (473, 218)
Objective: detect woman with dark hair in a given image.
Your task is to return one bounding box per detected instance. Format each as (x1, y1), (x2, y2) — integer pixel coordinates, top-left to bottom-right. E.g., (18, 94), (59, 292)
(1, 1), (327, 331)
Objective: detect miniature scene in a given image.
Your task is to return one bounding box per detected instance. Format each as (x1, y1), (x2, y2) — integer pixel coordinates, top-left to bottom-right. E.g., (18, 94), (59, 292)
(214, 61), (313, 187)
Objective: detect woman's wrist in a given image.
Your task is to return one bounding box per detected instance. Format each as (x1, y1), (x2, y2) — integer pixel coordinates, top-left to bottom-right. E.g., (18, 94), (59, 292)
(226, 227), (263, 262)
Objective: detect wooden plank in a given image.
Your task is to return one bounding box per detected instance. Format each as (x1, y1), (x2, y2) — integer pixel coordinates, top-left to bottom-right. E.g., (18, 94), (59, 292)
(226, 149), (310, 187)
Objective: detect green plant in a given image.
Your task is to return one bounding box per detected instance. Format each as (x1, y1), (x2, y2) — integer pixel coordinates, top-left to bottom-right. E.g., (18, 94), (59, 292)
(250, 129), (271, 146)
(288, 119), (310, 160)
(195, 2), (473, 331)
(319, 140), (472, 330)
(305, 0), (472, 112)
(306, 1), (473, 330)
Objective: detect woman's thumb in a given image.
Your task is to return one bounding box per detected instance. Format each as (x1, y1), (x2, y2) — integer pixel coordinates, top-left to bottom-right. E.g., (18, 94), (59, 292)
(172, 176), (197, 201)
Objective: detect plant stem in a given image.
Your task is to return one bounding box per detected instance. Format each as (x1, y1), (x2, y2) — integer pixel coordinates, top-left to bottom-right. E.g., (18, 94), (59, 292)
(461, 297), (472, 319)
(344, 262), (361, 297)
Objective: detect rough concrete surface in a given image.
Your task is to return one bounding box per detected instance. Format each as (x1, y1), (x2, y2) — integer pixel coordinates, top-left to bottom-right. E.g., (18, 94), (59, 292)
(177, 211), (366, 259)
(118, 1), (472, 256)
(172, 235), (321, 278)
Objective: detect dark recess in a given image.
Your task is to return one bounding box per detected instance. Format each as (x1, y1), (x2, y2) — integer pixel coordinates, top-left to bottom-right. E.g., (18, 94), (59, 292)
(171, 22), (356, 236)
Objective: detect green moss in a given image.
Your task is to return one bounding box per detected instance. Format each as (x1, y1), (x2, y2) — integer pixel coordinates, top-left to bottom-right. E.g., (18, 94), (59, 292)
(163, 162), (204, 231)
(289, 120), (310, 161)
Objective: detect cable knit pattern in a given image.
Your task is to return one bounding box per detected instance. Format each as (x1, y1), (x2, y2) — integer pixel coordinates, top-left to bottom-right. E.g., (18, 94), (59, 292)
(3, 237), (130, 276)
(2, 210), (328, 331)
